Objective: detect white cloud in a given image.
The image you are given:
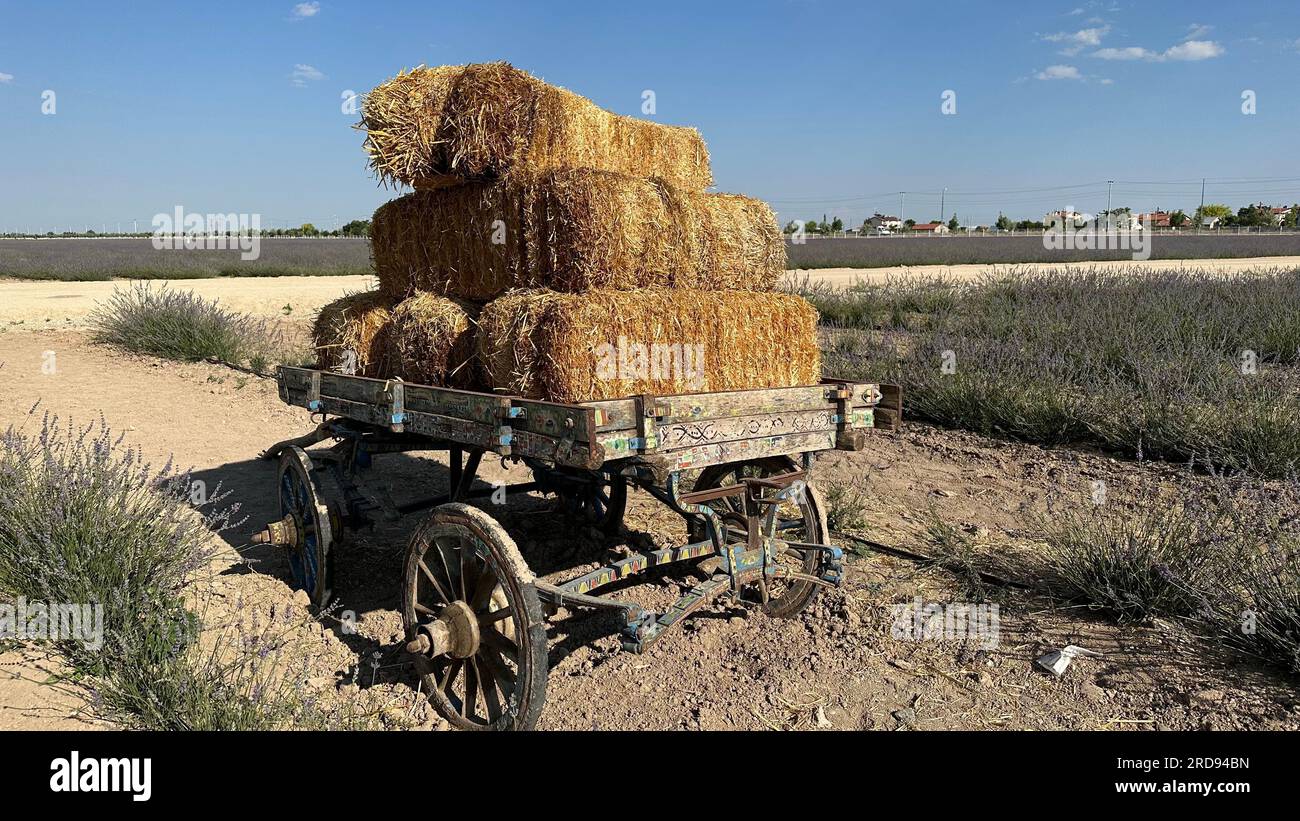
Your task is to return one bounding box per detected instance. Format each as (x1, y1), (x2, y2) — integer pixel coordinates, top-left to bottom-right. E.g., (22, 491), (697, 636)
(1044, 25), (1111, 54)
(290, 63), (325, 86)
(1093, 39), (1224, 62)
(1093, 46), (1152, 60)
(1186, 23), (1213, 40)
(1164, 40), (1224, 60)
(291, 2), (320, 18)
(1068, 7), (1084, 15)
(1035, 64), (1083, 80)
(0, 72), (13, 83)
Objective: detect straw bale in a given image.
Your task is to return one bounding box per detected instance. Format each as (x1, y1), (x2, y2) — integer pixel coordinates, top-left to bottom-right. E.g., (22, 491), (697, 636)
(361, 62), (712, 191)
(371, 169), (784, 300)
(312, 291), (395, 377)
(477, 289), (820, 403)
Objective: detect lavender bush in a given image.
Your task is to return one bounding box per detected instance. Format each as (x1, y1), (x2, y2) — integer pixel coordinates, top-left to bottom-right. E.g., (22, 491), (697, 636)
(1030, 473), (1300, 674)
(90, 282), (309, 371)
(0, 410), (357, 729)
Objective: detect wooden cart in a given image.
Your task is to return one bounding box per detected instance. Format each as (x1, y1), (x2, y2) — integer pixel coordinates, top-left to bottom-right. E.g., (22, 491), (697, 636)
(257, 366), (901, 730)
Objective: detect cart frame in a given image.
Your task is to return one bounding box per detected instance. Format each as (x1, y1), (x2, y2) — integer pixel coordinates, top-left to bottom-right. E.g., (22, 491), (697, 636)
(259, 365), (901, 729)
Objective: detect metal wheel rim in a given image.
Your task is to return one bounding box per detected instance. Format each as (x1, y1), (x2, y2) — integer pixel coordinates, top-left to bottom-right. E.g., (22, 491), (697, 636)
(278, 447), (330, 604)
(406, 524), (527, 728)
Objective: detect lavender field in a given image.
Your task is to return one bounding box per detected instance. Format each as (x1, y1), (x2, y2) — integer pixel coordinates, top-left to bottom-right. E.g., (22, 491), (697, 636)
(786, 233), (1300, 268)
(5, 234), (1300, 281)
(0, 237), (373, 280)
(809, 268), (1300, 476)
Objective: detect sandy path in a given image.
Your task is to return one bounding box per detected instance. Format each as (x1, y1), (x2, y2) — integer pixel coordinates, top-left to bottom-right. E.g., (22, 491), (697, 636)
(784, 255), (1300, 287)
(0, 274), (377, 326)
(4, 256), (1299, 329)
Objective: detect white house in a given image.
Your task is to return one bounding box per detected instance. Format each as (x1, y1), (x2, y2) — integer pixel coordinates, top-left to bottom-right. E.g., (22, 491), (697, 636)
(1097, 210), (1142, 232)
(1044, 210), (1090, 231)
(864, 213), (902, 233)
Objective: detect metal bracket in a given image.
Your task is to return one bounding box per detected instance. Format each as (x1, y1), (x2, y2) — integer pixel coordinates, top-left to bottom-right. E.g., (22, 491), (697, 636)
(307, 370), (322, 413)
(386, 378), (406, 431)
(634, 393), (668, 452)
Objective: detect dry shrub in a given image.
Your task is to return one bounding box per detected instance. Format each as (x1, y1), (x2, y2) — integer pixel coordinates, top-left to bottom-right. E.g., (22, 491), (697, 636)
(360, 62), (712, 191)
(371, 169), (784, 301)
(311, 291), (395, 377)
(478, 289), (821, 402)
(389, 291), (480, 388)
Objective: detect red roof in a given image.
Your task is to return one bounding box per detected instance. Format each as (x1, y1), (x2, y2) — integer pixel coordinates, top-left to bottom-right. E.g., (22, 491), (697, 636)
(911, 222), (943, 230)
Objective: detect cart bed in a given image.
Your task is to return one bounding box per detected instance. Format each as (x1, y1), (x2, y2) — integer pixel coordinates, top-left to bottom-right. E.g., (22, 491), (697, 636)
(277, 366), (900, 474)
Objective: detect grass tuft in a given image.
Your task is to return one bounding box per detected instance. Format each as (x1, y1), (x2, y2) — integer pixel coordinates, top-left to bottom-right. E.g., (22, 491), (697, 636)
(89, 282), (302, 369)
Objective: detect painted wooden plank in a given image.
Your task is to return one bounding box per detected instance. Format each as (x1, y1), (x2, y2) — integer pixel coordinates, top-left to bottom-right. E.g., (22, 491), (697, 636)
(597, 407), (845, 454)
(404, 384), (510, 425)
(509, 399), (598, 443)
(634, 429), (838, 474)
(587, 383), (882, 432)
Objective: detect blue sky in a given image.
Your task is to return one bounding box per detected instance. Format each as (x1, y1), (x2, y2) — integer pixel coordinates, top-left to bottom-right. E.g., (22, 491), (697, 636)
(1, 0), (1297, 230)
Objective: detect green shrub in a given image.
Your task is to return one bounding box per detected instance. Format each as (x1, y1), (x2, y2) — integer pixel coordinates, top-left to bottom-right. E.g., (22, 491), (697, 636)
(89, 282), (290, 367)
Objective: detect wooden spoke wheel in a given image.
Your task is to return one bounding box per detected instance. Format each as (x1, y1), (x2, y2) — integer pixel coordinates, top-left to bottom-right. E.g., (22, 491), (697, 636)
(276, 446), (334, 607)
(688, 456), (830, 618)
(401, 503), (548, 731)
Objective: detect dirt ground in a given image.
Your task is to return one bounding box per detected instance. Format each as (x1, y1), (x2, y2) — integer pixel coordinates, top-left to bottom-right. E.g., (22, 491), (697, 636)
(2, 326), (1297, 731)
(4, 255), (1300, 328)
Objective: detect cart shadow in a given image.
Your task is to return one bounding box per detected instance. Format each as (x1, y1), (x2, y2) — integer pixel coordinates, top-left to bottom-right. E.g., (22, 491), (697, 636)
(191, 449), (642, 617)
(190, 449), (722, 698)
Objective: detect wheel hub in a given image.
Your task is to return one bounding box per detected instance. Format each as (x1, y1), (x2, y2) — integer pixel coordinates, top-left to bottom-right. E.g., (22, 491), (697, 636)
(408, 600), (481, 659)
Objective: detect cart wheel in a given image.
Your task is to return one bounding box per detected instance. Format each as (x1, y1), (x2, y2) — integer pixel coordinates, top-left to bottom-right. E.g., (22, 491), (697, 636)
(401, 503), (549, 731)
(532, 467), (627, 535)
(275, 446), (335, 607)
(688, 456), (830, 618)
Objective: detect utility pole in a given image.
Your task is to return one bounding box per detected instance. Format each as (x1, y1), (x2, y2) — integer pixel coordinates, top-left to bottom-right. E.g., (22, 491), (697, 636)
(1199, 177), (1206, 222)
(899, 192), (905, 223)
(1106, 180), (1114, 216)
(940, 187), (947, 223)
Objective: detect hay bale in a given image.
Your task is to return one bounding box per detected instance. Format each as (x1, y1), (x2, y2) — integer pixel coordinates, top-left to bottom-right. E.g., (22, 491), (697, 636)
(478, 289), (821, 403)
(312, 291), (395, 377)
(389, 292), (480, 388)
(371, 169), (785, 301)
(361, 62), (712, 191)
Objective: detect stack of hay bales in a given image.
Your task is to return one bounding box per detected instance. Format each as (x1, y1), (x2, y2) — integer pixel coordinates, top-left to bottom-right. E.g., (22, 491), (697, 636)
(313, 61), (819, 402)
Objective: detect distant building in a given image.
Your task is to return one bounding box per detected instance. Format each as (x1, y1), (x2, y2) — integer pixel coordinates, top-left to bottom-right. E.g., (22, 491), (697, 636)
(1095, 210), (1142, 231)
(1270, 207), (1292, 226)
(1135, 211), (1171, 229)
(1044, 210), (1090, 230)
(865, 213), (902, 233)
(1201, 216), (1221, 229)
(910, 222), (949, 234)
